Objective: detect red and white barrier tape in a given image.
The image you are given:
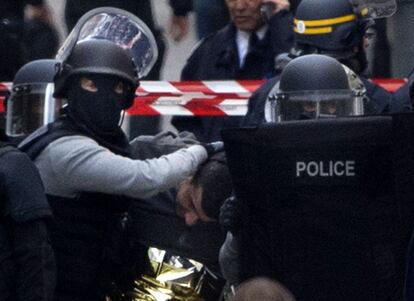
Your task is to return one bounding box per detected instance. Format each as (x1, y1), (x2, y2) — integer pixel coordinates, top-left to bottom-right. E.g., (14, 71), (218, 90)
(0, 79), (406, 116)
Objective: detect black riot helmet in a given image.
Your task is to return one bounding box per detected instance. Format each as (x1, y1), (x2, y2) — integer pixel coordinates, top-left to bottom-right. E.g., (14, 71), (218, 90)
(269, 54), (365, 122)
(6, 59), (63, 137)
(294, 0), (362, 54)
(293, 0), (396, 58)
(54, 39), (138, 109)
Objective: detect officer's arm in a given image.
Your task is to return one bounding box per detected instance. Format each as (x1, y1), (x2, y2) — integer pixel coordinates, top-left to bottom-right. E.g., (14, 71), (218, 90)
(2, 151), (55, 301)
(41, 135), (208, 199)
(129, 131), (199, 160)
(9, 220), (55, 301)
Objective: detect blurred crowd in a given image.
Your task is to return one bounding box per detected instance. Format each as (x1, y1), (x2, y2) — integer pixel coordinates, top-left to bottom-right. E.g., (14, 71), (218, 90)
(3, 0), (414, 82)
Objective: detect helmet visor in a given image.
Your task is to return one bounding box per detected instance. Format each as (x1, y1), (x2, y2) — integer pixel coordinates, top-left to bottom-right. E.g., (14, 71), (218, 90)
(6, 84), (61, 137)
(57, 7), (158, 78)
(351, 0), (397, 19)
(271, 90), (364, 122)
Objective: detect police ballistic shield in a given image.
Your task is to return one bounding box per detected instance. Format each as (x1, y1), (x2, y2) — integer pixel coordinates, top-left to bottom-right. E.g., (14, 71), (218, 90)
(222, 114), (414, 301)
(57, 7), (158, 79)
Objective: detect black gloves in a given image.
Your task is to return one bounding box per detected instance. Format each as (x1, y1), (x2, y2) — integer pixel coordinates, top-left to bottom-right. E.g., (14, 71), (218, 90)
(219, 195), (247, 235)
(201, 141), (224, 158)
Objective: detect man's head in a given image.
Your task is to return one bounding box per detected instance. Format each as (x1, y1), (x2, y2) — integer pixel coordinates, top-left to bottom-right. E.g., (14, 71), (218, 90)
(225, 0), (266, 32)
(177, 152), (233, 226)
(54, 39), (138, 133)
(270, 54), (365, 122)
(232, 277), (297, 301)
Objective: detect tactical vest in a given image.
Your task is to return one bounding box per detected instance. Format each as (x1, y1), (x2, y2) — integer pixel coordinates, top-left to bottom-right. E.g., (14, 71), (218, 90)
(20, 121), (131, 301)
(222, 114), (414, 301)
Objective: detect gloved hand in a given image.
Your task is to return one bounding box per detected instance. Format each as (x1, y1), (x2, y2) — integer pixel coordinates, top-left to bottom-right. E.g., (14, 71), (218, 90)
(201, 141), (224, 158)
(219, 195), (247, 235)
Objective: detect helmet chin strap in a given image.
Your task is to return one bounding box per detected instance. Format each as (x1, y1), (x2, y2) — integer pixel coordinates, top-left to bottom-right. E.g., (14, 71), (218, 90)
(118, 111), (126, 127)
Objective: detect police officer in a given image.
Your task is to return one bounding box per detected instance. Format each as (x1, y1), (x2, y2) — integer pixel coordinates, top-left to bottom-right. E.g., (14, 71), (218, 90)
(0, 139), (55, 300)
(242, 0), (411, 127)
(19, 9), (221, 301)
(6, 59), (62, 144)
(219, 53), (365, 287)
(0, 61), (58, 300)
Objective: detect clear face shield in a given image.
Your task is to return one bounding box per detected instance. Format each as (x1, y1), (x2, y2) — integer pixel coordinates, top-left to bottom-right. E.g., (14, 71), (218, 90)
(6, 83), (62, 137)
(56, 7), (158, 78)
(350, 0), (397, 18)
(269, 89), (364, 122)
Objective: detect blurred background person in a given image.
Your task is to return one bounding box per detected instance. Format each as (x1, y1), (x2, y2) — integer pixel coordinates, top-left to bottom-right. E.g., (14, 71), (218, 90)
(192, 0), (229, 40)
(169, 0), (230, 41)
(24, 3), (59, 62)
(387, 0), (414, 78)
(0, 0), (58, 81)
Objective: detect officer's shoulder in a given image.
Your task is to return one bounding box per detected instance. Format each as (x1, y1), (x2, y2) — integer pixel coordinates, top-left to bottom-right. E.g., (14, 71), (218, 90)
(0, 146), (33, 169)
(255, 76), (280, 96)
(0, 145), (20, 159)
(48, 134), (97, 148)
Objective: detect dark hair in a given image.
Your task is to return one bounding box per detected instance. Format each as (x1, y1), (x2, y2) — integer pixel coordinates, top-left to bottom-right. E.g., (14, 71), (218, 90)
(233, 277), (297, 301)
(191, 152), (232, 220)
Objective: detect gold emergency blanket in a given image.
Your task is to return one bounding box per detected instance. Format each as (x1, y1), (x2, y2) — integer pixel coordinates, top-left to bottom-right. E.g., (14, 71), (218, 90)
(118, 248), (205, 301)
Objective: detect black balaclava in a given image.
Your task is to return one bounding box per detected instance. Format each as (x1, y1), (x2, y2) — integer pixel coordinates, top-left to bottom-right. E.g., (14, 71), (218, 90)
(67, 74), (128, 134)
(62, 74), (132, 156)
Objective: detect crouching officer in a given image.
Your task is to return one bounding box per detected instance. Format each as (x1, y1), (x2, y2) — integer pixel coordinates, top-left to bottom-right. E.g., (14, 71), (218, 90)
(19, 8), (221, 301)
(221, 54), (414, 301)
(0, 59), (58, 300)
(219, 53), (366, 288)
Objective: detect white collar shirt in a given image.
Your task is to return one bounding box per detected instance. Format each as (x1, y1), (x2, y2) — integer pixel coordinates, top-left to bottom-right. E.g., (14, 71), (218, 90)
(236, 25), (268, 68)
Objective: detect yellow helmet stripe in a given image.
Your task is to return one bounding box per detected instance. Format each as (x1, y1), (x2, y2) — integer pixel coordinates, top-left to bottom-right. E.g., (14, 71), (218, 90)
(294, 14), (356, 27)
(294, 26), (333, 35)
